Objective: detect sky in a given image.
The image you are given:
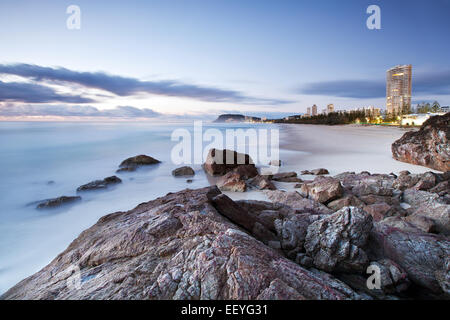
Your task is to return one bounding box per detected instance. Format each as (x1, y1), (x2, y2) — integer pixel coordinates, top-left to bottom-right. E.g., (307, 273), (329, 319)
(0, 0), (449, 120)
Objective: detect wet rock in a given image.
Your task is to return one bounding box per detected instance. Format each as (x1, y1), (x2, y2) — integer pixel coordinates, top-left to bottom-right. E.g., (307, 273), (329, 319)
(36, 196), (81, 209)
(117, 155), (161, 172)
(77, 176), (122, 192)
(304, 206), (373, 273)
(172, 166), (195, 177)
(298, 176), (344, 204)
(203, 148), (254, 176)
(392, 113), (450, 172)
(264, 190), (332, 215)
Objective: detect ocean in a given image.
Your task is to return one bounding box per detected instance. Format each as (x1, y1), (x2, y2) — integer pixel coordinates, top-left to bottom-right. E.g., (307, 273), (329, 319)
(0, 121), (279, 294)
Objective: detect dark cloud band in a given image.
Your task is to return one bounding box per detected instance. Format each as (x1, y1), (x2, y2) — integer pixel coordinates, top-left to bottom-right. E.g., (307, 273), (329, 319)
(298, 70), (450, 98)
(0, 63), (291, 105)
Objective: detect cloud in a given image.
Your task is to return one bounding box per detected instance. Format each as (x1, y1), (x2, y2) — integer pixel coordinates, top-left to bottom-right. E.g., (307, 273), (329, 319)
(0, 80), (94, 103)
(298, 69), (450, 98)
(0, 63), (292, 105)
(0, 104), (161, 118)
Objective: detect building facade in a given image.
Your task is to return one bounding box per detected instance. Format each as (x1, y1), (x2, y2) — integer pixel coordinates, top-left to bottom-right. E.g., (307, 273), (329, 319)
(386, 65), (412, 114)
(312, 104), (318, 116)
(327, 104), (334, 114)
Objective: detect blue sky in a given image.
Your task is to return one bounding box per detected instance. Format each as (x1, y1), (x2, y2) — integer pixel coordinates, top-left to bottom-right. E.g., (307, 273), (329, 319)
(0, 0), (449, 120)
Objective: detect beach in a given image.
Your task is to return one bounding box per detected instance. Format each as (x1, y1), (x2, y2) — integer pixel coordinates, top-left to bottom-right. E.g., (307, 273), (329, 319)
(0, 121), (440, 294)
(278, 124), (436, 176)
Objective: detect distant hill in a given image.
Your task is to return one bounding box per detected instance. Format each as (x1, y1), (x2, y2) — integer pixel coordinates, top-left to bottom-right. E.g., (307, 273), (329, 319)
(213, 114), (261, 123)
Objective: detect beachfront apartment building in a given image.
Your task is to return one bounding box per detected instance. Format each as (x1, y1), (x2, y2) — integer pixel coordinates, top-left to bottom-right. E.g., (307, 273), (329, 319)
(386, 65), (412, 114)
(312, 104), (318, 116)
(306, 107), (311, 116)
(327, 104), (335, 114)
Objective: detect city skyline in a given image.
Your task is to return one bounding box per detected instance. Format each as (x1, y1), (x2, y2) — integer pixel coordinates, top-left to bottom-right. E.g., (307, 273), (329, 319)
(1, 0), (450, 120)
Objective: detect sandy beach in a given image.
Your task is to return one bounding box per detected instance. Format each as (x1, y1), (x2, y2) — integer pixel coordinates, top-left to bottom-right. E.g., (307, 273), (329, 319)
(277, 124), (437, 176)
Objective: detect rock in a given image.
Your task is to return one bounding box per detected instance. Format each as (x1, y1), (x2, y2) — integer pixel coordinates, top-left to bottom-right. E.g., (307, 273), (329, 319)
(264, 190), (332, 215)
(413, 172), (437, 190)
(203, 149), (254, 176)
(274, 213), (319, 257)
(3, 187), (362, 300)
(186, 179), (193, 184)
(231, 165), (258, 180)
(393, 174), (421, 191)
(36, 196), (81, 209)
(77, 176), (122, 192)
(369, 222), (450, 295)
(271, 172), (301, 182)
(299, 176), (344, 204)
(209, 193), (276, 244)
(392, 113), (450, 172)
(216, 172), (247, 192)
(172, 166), (195, 177)
(301, 170), (312, 175)
(304, 206), (373, 273)
(371, 259), (410, 294)
(269, 160), (282, 166)
(248, 175), (276, 190)
(429, 180), (450, 196)
(311, 168), (329, 175)
(404, 215), (437, 233)
(327, 195), (365, 211)
(399, 170), (411, 176)
(345, 174), (395, 197)
(117, 155), (161, 172)
(295, 253), (314, 268)
(363, 203), (393, 222)
(403, 189), (450, 234)
(378, 217), (425, 234)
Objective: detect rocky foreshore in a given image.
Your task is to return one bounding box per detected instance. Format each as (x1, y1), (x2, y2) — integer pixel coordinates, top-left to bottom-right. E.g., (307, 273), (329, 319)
(3, 159), (449, 300)
(392, 113), (449, 172)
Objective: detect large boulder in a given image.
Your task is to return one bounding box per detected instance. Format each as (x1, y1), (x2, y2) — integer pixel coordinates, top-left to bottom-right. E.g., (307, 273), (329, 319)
(2, 187), (361, 300)
(203, 149), (254, 176)
(304, 207), (373, 273)
(77, 176), (122, 192)
(117, 155), (161, 172)
(392, 113), (450, 172)
(299, 176), (344, 204)
(369, 222), (450, 296)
